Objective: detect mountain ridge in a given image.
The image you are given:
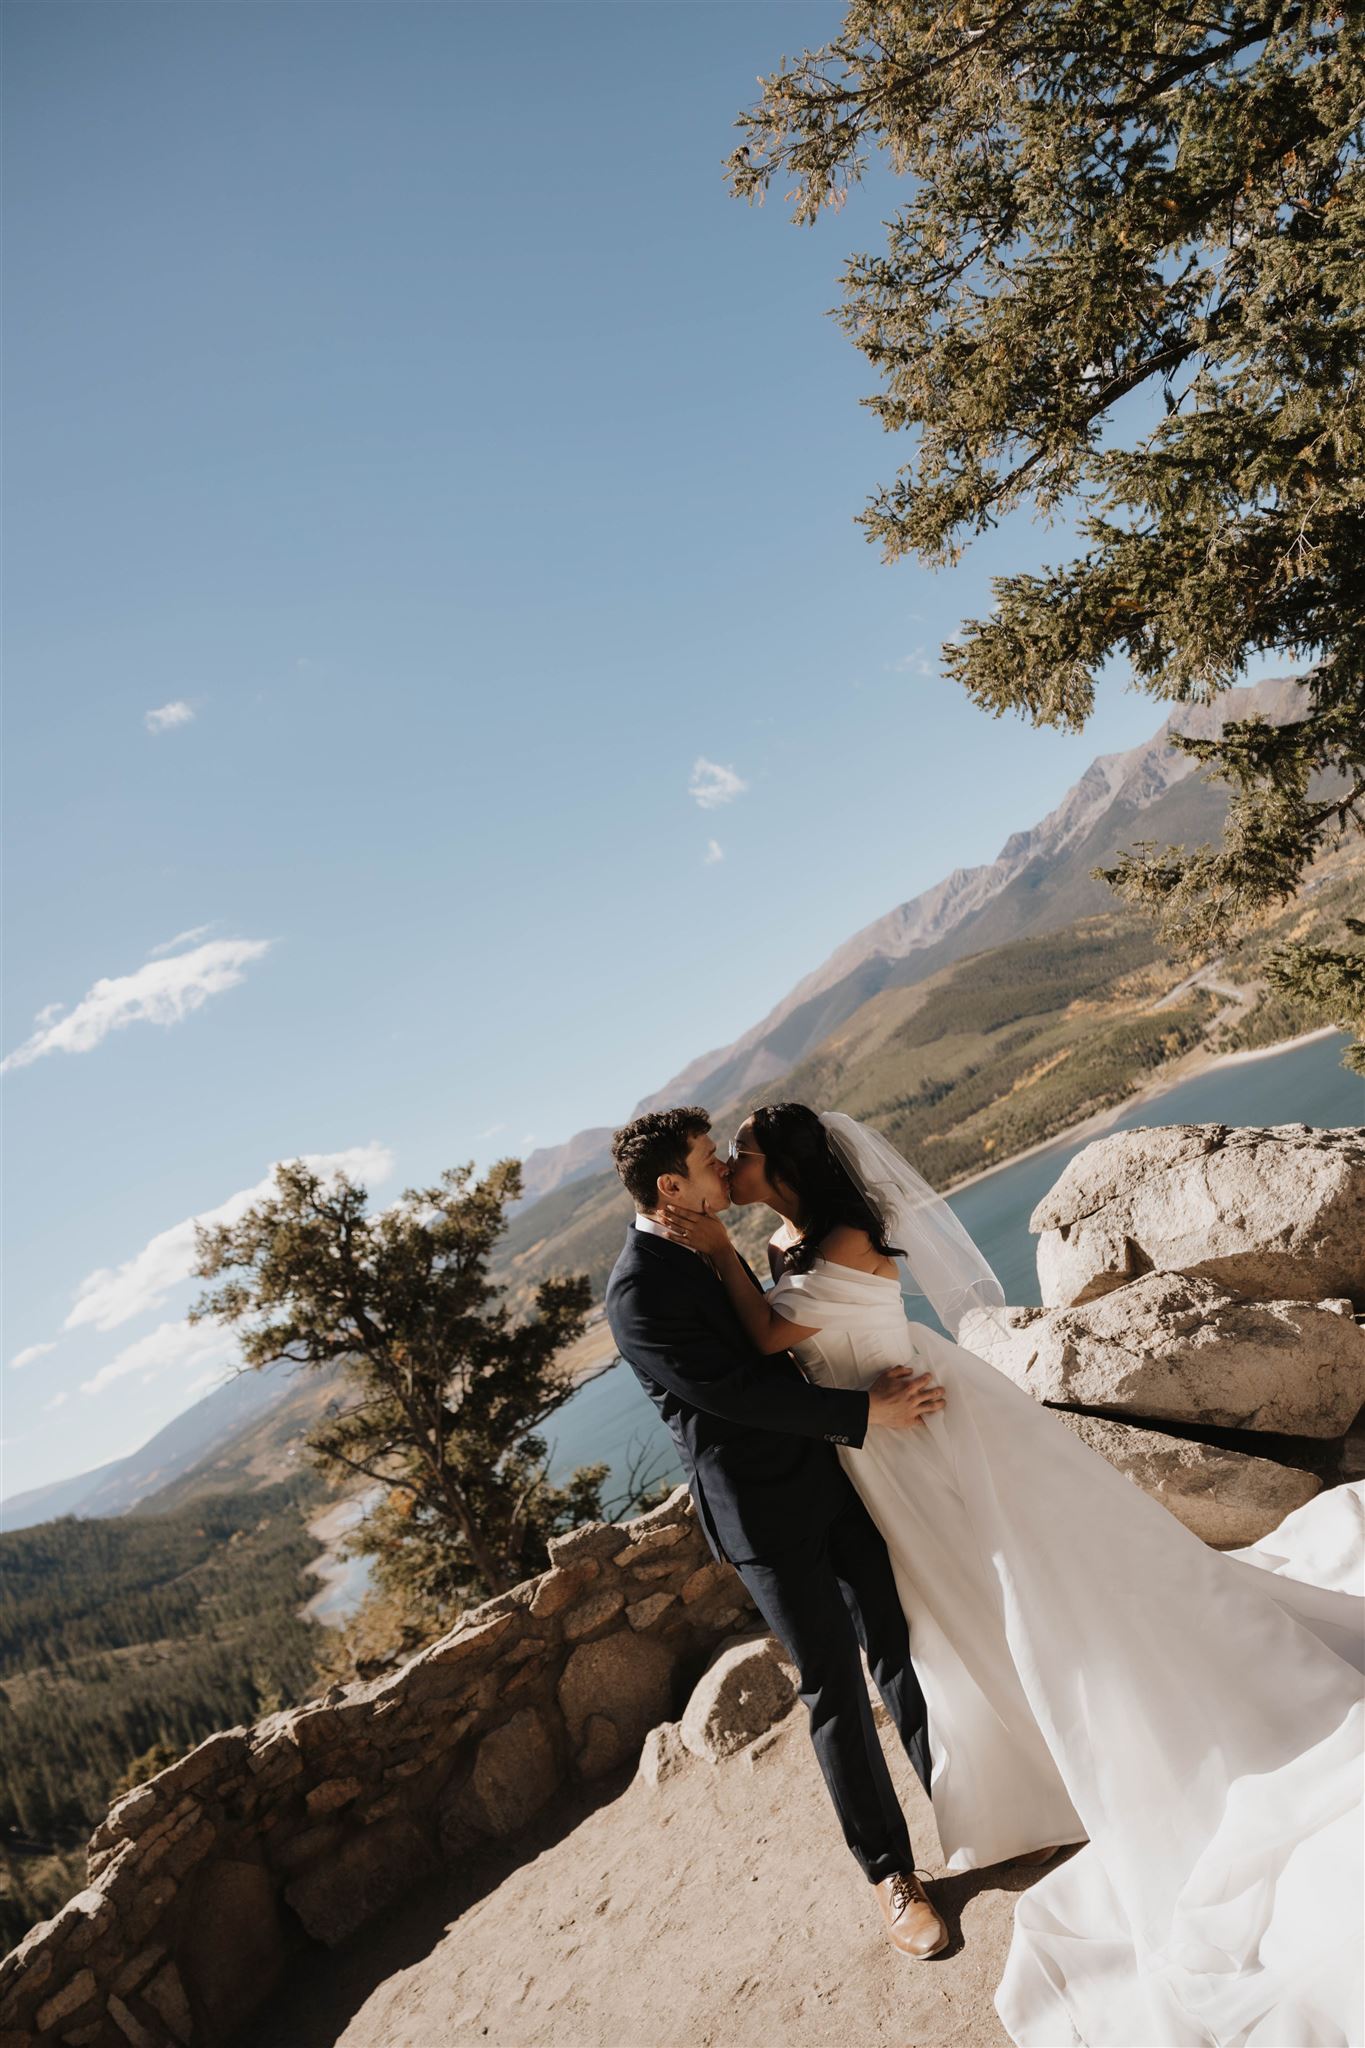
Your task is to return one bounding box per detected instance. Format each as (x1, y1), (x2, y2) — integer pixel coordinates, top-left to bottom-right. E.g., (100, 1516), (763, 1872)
(518, 676), (1307, 1205)
(0, 1361), (348, 1534)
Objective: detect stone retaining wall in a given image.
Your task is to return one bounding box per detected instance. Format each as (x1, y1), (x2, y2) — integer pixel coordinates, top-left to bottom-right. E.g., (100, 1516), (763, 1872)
(0, 1486), (754, 2048)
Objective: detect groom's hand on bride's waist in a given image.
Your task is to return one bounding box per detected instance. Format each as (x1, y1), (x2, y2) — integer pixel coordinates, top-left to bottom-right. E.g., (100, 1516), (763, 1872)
(868, 1368), (946, 1430)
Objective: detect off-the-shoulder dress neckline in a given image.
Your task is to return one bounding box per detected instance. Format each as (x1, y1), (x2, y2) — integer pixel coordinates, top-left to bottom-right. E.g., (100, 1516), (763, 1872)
(772, 1244), (901, 1287)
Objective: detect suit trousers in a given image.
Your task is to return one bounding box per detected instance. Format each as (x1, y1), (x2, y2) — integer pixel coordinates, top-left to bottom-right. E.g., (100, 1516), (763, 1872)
(732, 1485), (933, 1885)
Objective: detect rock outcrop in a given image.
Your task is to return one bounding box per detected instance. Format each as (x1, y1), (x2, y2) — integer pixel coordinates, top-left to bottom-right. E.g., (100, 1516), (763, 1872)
(0, 1486), (756, 2048)
(1049, 1410), (1322, 1548)
(966, 1274), (1365, 1437)
(963, 1121), (1365, 1546)
(1031, 1123), (1365, 1309)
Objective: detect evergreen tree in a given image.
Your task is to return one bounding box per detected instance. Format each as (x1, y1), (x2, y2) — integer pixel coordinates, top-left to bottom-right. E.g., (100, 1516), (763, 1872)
(729, 2), (1364, 1066)
(188, 1158), (609, 1610)
(113, 1741), (183, 1799)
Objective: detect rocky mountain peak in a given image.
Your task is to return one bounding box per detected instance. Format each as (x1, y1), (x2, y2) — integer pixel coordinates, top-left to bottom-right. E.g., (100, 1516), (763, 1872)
(518, 675), (1309, 1207)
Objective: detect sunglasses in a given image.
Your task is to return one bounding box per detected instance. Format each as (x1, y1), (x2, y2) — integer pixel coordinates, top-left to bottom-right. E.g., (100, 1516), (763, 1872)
(726, 1143), (763, 1164)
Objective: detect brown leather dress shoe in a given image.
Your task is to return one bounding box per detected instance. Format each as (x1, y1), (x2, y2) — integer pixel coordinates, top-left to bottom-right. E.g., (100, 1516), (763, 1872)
(875, 1870), (949, 1957)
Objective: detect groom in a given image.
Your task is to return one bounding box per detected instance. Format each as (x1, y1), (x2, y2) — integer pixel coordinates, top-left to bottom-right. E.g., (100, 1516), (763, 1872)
(605, 1106), (949, 1958)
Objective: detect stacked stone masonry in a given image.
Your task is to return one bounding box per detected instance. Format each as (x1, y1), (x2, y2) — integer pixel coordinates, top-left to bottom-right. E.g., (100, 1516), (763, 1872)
(0, 1486), (755, 2048)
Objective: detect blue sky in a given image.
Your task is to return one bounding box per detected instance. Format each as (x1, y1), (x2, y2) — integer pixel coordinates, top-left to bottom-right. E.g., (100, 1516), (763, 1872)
(2, 3), (1294, 1500)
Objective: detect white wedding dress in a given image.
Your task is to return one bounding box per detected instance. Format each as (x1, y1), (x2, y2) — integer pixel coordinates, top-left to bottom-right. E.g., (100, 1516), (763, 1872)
(767, 1254), (1365, 2048)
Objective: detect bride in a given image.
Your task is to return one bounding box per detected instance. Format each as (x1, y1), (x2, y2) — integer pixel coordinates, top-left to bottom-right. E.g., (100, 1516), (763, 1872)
(660, 1100), (1365, 2048)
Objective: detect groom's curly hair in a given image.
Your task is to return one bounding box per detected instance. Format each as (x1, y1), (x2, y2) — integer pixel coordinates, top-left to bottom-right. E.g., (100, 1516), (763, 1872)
(751, 1102), (905, 1276)
(611, 1106), (712, 1211)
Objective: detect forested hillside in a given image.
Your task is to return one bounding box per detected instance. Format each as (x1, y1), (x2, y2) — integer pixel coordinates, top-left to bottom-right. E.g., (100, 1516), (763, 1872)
(0, 1472), (334, 1950)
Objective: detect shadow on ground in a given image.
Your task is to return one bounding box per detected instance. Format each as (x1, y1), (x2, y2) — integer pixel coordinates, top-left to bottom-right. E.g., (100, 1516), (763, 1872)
(245, 1763), (641, 2048)
(243, 1713), (1082, 2048)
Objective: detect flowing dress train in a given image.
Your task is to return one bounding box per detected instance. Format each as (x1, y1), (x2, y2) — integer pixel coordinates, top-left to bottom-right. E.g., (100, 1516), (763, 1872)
(767, 1258), (1365, 2048)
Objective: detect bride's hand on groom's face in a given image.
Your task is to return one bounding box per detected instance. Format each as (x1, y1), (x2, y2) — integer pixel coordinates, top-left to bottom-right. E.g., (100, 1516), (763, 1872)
(660, 1200), (731, 1259)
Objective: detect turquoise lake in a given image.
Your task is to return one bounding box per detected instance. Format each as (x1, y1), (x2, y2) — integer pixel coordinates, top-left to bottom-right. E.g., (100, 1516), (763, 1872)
(542, 1030), (1364, 1510)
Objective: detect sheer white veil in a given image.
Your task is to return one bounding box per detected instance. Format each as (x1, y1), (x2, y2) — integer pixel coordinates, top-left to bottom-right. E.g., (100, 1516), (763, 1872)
(819, 1109), (1005, 1341)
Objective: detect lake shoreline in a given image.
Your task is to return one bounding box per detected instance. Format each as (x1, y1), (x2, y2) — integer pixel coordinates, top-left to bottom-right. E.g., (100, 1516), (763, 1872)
(300, 1486), (382, 1626)
(940, 1024), (1349, 1202)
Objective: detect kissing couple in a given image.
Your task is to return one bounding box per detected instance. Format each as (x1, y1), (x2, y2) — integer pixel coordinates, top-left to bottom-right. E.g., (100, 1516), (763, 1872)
(604, 1102), (1365, 2047)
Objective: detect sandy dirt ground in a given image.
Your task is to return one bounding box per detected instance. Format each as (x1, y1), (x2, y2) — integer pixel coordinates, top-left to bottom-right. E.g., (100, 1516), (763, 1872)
(252, 1701), (1075, 2048)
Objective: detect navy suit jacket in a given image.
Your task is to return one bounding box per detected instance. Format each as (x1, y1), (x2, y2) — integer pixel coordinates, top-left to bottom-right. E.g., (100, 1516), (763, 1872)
(604, 1223), (871, 1565)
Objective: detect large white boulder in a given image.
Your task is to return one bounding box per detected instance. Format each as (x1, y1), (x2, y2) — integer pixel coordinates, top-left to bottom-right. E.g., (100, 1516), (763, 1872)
(1030, 1124), (1365, 1308)
(961, 1273), (1365, 1437)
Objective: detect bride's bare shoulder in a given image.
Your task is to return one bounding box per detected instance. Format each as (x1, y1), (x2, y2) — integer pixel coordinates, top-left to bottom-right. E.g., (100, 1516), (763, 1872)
(767, 1223), (796, 1283)
(818, 1223), (898, 1279)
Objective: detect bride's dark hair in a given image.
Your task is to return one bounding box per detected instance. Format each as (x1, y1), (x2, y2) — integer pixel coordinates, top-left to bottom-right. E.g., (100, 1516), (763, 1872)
(749, 1102), (905, 1276)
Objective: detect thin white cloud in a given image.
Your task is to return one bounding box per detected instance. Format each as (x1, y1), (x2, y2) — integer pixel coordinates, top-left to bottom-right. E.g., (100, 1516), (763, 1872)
(145, 701), (194, 734)
(44, 1391), (68, 1410)
(689, 758), (748, 810)
(64, 1141), (397, 1335)
(477, 1122), (507, 1141)
(9, 1342), (57, 1372)
(81, 1316), (237, 1398)
(2, 937), (273, 1074)
(147, 923), (216, 959)
(704, 839), (724, 864)
(891, 646), (935, 678)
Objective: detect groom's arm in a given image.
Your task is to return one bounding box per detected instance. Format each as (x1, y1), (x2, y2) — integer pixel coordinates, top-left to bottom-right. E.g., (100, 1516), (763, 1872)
(608, 1279), (870, 1447)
